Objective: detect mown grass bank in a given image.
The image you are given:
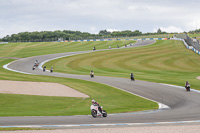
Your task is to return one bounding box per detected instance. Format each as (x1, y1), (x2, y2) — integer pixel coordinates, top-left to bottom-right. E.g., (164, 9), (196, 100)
(45, 40), (200, 90)
(0, 40), (135, 58)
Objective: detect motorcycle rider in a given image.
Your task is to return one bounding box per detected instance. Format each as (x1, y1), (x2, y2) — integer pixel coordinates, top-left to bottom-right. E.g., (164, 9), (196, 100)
(35, 60), (38, 65)
(93, 46), (96, 50)
(92, 99), (98, 106)
(90, 70), (94, 77)
(185, 81), (190, 91)
(43, 66), (46, 72)
(50, 66), (53, 73)
(92, 99), (102, 113)
(130, 73), (135, 81)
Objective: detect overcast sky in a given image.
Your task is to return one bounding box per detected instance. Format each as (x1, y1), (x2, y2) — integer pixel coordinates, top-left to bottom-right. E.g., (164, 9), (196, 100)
(0, 0), (200, 38)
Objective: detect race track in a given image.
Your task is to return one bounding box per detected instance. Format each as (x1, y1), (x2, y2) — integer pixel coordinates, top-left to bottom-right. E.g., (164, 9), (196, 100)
(1, 40), (200, 128)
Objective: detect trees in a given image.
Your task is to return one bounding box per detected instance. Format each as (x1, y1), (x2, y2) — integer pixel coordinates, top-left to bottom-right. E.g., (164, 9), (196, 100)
(0, 29), (170, 42)
(0, 29), (141, 42)
(157, 28), (162, 34)
(99, 30), (111, 35)
(189, 29), (200, 34)
(111, 30), (142, 37)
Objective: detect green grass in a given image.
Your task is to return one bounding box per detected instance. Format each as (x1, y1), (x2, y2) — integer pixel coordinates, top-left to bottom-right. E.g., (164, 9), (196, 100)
(0, 40), (157, 116)
(0, 60), (157, 116)
(45, 40), (200, 90)
(0, 40), (135, 58)
(0, 80), (157, 116)
(188, 33), (200, 38)
(0, 128), (49, 131)
(188, 33), (200, 41)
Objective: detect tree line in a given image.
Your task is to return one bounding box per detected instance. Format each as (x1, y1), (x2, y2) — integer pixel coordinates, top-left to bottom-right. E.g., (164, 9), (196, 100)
(0, 29), (168, 42)
(189, 29), (200, 34)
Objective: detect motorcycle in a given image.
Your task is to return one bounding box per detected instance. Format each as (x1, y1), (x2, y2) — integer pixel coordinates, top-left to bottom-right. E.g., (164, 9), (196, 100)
(35, 62), (39, 67)
(90, 74), (94, 78)
(50, 69), (53, 73)
(90, 71), (94, 78)
(131, 76), (135, 81)
(90, 104), (107, 118)
(43, 66), (46, 72)
(33, 62), (38, 70)
(185, 84), (190, 91)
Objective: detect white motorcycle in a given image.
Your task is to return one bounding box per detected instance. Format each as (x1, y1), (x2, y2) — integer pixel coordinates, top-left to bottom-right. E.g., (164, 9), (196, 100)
(90, 71), (94, 78)
(90, 104), (107, 118)
(185, 84), (190, 91)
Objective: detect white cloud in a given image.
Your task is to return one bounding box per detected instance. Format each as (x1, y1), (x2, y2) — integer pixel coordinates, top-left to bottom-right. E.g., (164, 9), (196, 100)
(0, 0), (200, 38)
(106, 29), (121, 33)
(184, 19), (200, 31)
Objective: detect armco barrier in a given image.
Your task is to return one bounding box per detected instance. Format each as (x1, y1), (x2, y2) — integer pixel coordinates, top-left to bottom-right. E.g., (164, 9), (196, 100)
(68, 38), (168, 42)
(0, 42), (8, 44)
(171, 38), (200, 55)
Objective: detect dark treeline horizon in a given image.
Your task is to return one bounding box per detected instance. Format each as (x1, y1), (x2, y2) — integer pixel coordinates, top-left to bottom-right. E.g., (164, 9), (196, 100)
(0, 28), (199, 42)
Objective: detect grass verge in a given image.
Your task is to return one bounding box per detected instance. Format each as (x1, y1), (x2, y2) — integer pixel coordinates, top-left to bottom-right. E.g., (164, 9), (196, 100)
(0, 40), (135, 58)
(0, 127), (49, 131)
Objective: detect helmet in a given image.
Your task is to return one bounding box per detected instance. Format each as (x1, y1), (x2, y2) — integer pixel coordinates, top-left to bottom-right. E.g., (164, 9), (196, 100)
(92, 99), (95, 103)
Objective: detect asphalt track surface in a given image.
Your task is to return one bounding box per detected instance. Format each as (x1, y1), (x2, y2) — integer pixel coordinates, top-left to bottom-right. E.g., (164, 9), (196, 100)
(2, 40), (200, 128)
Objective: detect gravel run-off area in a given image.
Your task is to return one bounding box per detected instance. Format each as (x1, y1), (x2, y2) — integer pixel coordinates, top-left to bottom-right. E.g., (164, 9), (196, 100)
(0, 80), (89, 98)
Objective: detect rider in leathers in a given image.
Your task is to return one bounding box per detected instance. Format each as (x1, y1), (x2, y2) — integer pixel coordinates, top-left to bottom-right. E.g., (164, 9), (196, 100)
(185, 81), (190, 91)
(92, 99), (102, 113)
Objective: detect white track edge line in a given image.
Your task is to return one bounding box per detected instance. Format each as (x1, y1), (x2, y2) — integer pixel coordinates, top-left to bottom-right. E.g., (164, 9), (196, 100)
(1, 120), (200, 128)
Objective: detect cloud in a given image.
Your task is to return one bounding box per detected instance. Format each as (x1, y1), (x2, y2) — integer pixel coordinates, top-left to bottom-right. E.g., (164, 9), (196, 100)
(0, 0), (200, 38)
(106, 29), (121, 33)
(184, 19), (200, 31)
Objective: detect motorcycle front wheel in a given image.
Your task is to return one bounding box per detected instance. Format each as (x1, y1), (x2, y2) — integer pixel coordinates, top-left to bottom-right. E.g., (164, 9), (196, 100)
(91, 109), (97, 118)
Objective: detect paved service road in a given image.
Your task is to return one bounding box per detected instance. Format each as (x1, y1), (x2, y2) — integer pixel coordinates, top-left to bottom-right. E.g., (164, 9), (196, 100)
(1, 40), (200, 127)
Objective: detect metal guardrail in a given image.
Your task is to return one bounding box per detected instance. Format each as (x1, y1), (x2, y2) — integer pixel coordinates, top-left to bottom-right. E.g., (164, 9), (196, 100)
(174, 34), (200, 51)
(171, 38), (200, 55)
(69, 38), (168, 42)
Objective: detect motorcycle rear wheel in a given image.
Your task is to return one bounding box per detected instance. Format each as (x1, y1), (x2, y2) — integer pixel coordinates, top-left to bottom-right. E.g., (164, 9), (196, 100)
(102, 110), (107, 117)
